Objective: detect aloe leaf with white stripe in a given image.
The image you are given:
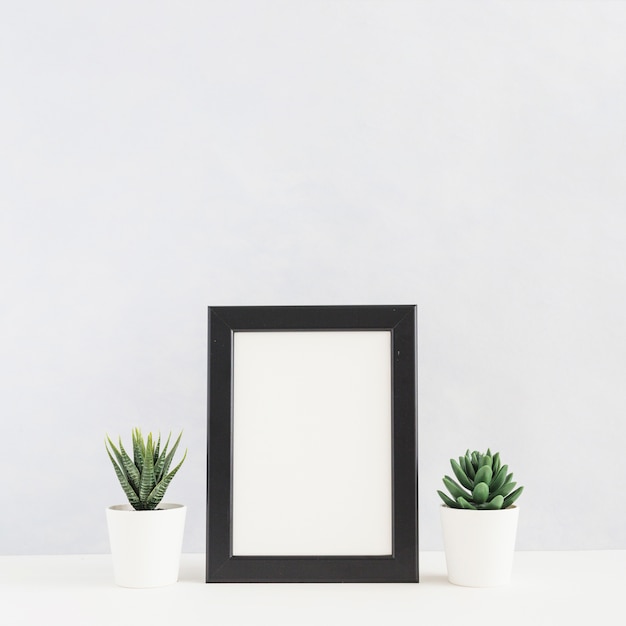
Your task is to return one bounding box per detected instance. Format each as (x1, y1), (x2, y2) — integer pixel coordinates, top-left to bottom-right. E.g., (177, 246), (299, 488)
(106, 428), (186, 511)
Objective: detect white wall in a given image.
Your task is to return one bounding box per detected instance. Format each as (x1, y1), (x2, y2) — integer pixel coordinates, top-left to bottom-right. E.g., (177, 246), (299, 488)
(1, 0), (625, 555)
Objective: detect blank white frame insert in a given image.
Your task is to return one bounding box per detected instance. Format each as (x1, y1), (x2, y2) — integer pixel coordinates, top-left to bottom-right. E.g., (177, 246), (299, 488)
(232, 330), (393, 556)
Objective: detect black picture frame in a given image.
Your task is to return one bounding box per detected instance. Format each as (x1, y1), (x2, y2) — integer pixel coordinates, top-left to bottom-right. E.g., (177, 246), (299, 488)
(206, 305), (418, 582)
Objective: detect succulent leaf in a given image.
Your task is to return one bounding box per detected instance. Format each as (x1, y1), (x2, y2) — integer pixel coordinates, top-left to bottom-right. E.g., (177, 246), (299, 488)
(457, 497), (477, 510)
(117, 440), (140, 493)
(132, 428), (144, 472)
(139, 433), (156, 502)
(153, 431), (172, 482)
(153, 432), (161, 466)
(438, 490), (458, 508)
(492, 481), (517, 499)
(439, 449), (523, 511)
(503, 486), (524, 509)
(490, 464), (509, 492)
(106, 445), (140, 506)
(162, 431), (183, 478)
(108, 428), (186, 511)
(484, 494), (504, 509)
(474, 464), (493, 486)
(473, 482), (489, 504)
(442, 476), (472, 502)
(465, 452), (476, 479)
(451, 459), (473, 490)
(106, 436), (127, 476)
(492, 452), (501, 475)
(147, 449), (188, 508)
(458, 455), (468, 477)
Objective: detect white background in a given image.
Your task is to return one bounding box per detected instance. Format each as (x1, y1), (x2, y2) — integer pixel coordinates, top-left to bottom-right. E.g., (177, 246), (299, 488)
(1, 0), (625, 555)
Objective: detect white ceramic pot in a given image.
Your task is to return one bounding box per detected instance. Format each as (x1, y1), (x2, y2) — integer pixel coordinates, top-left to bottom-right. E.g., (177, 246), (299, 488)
(440, 504), (519, 587)
(106, 503), (186, 588)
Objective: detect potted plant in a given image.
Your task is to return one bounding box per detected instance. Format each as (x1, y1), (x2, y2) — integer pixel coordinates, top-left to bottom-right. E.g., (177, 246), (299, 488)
(105, 428), (187, 588)
(437, 448), (524, 587)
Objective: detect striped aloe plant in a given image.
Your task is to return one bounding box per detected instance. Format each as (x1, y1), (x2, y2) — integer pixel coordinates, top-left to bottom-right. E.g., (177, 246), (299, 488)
(106, 428), (187, 511)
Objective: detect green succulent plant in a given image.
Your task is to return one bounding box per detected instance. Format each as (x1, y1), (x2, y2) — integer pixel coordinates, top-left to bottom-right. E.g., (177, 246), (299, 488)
(437, 448), (524, 510)
(105, 428), (187, 511)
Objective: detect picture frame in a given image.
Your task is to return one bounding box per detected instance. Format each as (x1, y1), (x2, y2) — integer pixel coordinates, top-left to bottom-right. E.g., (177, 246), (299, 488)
(206, 305), (418, 582)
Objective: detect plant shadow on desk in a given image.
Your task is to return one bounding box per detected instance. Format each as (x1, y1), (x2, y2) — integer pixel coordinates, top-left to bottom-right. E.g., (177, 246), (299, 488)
(418, 573), (450, 585)
(177, 558), (205, 583)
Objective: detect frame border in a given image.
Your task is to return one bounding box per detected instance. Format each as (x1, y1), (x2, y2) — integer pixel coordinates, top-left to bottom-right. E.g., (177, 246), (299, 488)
(206, 305), (418, 582)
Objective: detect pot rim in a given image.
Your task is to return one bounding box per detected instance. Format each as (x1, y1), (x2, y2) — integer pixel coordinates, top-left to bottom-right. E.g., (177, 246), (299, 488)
(440, 503), (518, 512)
(107, 503), (186, 513)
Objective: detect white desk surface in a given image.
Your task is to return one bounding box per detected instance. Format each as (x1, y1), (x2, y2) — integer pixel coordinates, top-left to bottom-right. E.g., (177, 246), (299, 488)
(1, 551), (624, 626)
